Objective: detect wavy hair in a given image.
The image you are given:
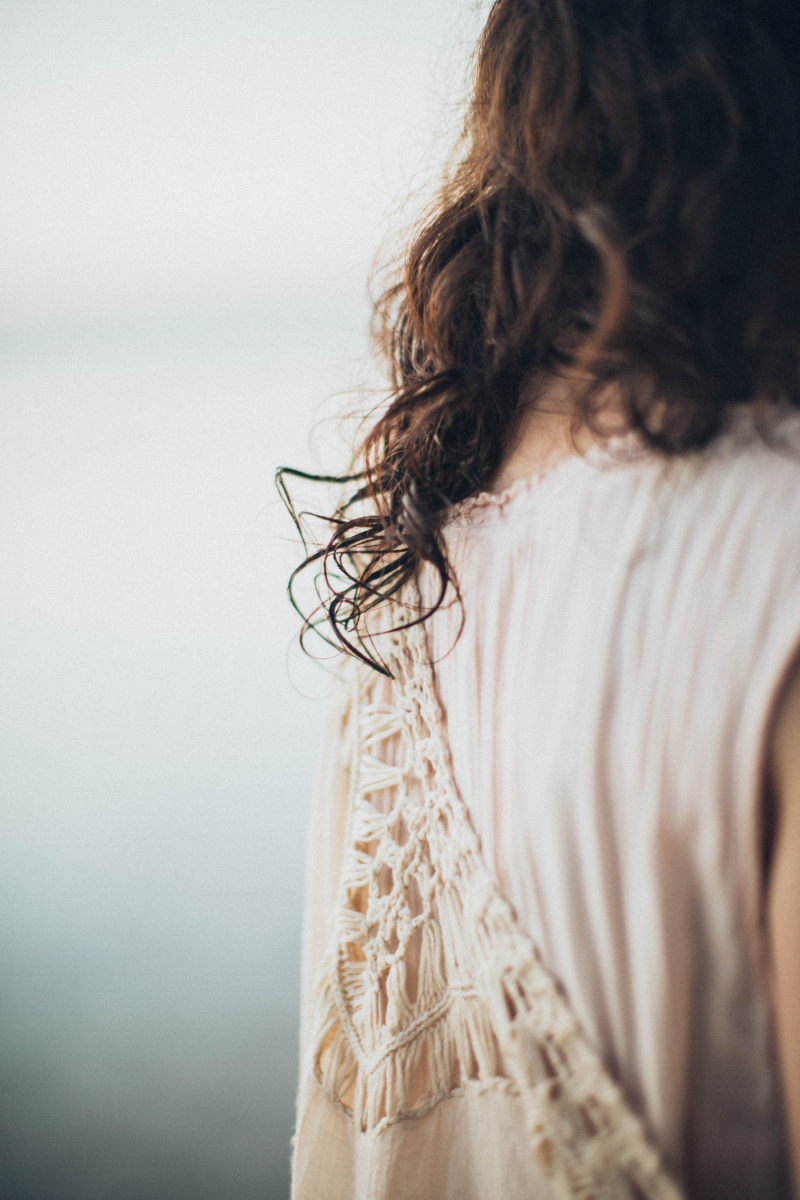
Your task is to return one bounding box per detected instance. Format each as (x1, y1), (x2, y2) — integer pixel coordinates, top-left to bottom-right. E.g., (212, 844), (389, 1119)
(279, 0), (800, 673)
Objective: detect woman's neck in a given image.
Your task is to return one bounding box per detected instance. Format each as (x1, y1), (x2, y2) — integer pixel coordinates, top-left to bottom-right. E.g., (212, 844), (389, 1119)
(485, 375), (624, 496)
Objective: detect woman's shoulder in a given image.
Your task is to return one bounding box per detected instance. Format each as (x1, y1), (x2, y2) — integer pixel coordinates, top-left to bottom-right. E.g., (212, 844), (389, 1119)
(683, 407), (800, 489)
(661, 408), (800, 573)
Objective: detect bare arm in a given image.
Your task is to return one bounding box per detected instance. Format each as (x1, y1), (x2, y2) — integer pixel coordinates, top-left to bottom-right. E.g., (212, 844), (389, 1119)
(767, 655), (800, 1199)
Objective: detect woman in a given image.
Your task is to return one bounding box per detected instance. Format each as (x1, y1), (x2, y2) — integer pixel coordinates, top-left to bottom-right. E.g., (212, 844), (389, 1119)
(283, 1), (800, 1195)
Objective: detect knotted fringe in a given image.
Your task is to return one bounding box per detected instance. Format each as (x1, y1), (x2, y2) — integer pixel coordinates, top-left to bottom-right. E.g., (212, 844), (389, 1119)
(309, 596), (683, 1199)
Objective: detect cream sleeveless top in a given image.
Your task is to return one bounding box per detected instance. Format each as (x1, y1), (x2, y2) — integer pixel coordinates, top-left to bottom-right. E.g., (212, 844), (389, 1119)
(292, 413), (800, 1199)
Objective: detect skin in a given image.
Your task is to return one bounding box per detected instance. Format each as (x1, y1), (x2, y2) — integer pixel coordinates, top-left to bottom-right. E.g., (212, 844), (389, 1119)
(484, 376), (617, 494)
(495, 395), (800, 1191)
(767, 657), (800, 1198)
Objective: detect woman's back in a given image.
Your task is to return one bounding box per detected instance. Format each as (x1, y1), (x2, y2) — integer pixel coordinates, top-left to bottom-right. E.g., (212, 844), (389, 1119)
(292, 414), (800, 1198)
(421, 412), (800, 1196)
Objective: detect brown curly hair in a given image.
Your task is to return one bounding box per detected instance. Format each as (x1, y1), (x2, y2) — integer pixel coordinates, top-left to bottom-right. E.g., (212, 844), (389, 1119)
(279, 0), (800, 673)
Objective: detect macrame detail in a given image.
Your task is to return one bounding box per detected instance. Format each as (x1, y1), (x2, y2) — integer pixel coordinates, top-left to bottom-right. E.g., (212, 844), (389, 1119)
(309, 599), (683, 1199)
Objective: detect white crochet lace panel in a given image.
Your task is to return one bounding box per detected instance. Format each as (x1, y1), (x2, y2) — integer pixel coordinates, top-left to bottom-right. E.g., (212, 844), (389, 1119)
(310, 602), (683, 1199)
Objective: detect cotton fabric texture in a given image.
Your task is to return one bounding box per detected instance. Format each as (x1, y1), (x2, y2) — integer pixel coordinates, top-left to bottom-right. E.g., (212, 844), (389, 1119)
(291, 412), (800, 1199)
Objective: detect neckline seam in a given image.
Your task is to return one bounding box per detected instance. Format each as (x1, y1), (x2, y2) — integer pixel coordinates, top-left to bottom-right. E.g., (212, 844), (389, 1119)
(442, 431), (650, 527)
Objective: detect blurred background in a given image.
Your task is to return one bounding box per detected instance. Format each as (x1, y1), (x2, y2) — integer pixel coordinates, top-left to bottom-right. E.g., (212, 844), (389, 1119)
(0, 2), (486, 1197)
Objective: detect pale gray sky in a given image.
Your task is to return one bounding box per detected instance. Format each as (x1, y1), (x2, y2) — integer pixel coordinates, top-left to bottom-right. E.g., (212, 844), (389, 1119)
(2, 0), (484, 321)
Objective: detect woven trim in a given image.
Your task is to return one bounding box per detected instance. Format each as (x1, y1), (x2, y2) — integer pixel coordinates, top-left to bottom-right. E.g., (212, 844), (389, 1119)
(308, 595), (684, 1198)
